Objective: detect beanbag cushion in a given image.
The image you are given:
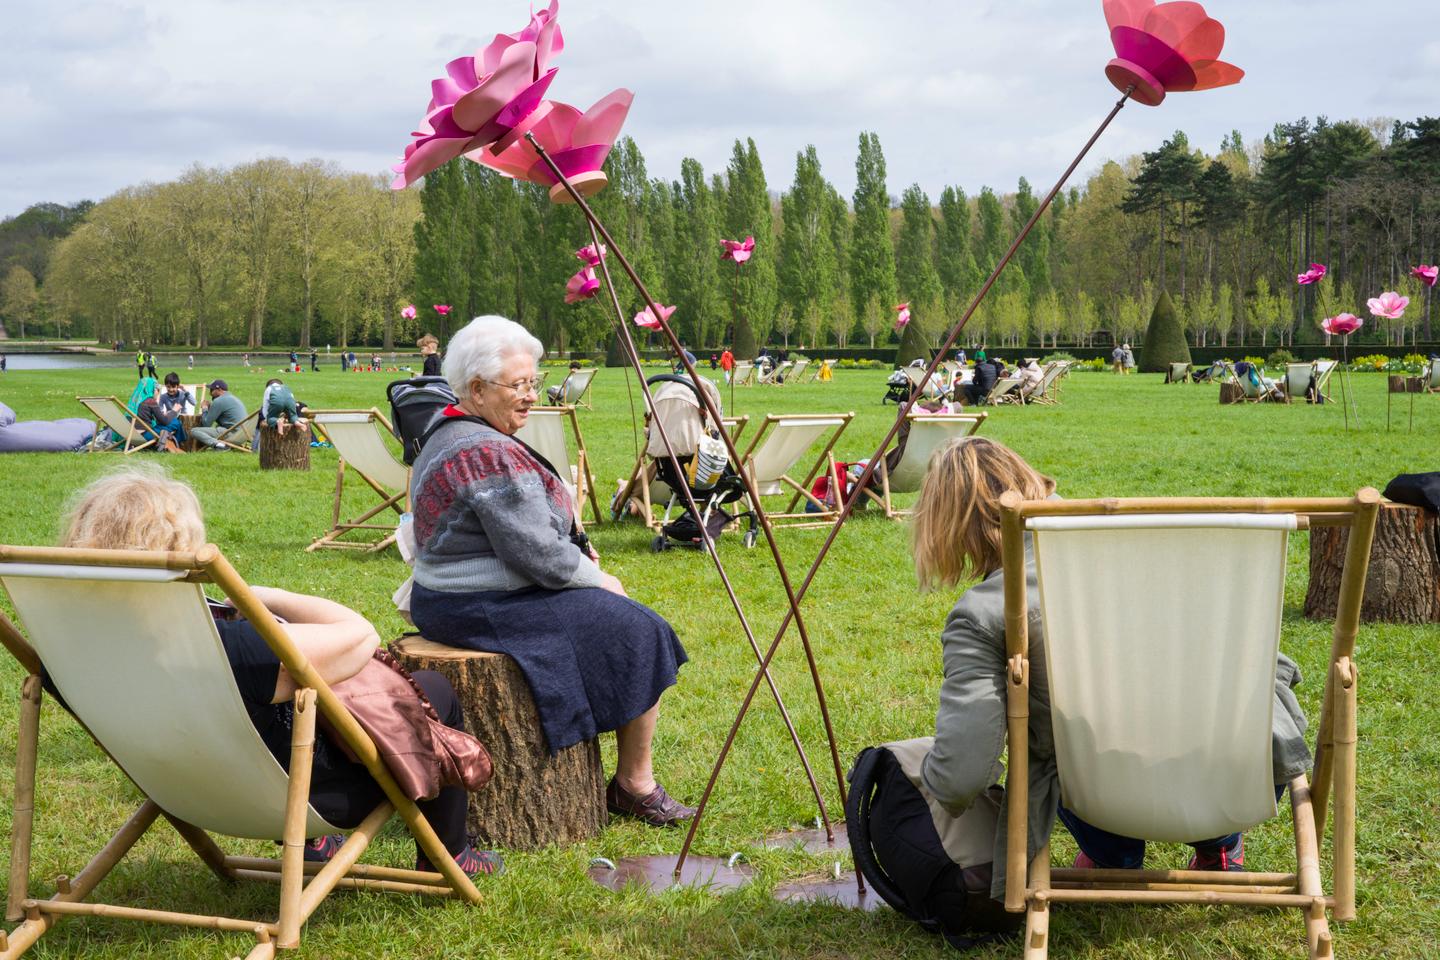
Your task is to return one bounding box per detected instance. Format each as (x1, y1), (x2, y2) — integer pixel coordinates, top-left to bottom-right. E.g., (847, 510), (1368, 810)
(0, 401), (97, 452)
(0, 400), (15, 427)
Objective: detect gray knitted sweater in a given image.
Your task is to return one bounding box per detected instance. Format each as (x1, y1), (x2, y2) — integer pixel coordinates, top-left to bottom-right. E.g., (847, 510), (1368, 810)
(409, 415), (601, 593)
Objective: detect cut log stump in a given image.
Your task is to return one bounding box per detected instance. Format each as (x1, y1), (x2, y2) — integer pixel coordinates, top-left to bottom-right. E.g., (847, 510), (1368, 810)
(1219, 382), (1244, 404)
(257, 423), (311, 471)
(1387, 375), (1425, 394)
(391, 636), (607, 850)
(1306, 503), (1440, 622)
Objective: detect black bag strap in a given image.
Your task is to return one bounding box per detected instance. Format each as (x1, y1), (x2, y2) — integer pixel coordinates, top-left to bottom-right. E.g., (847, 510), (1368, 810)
(844, 747), (921, 921)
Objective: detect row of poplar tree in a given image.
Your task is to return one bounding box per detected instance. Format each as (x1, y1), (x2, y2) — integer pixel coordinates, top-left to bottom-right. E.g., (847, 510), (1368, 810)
(4, 115), (1437, 352)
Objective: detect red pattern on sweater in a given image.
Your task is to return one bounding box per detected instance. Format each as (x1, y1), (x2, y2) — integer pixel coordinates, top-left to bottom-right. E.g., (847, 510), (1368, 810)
(412, 436), (566, 549)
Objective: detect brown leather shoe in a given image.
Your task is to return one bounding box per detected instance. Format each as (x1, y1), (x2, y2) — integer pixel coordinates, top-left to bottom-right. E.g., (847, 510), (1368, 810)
(606, 777), (697, 827)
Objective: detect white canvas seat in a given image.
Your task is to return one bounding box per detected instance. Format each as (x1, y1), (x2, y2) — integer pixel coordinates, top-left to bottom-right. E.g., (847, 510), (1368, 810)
(78, 396), (160, 454)
(1223, 362), (1277, 403)
(1425, 359), (1440, 393)
(308, 409), (410, 553)
(0, 545), (480, 960)
(998, 492), (1381, 960)
(513, 405), (602, 525)
(982, 375), (1023, 405)
(1284, 362), (1317, 403)
(732, 360), (756, 386)
(737, 412), (853, 528)
(555, 367), (597, 408)
(770, 360), (794, 384)
(1165, 361), (1191, 384)
(756, 362), (782, 386)
(1313, 360), (1338, 402)
(788, 358), (810, 383)
(863, 411), (987, 518)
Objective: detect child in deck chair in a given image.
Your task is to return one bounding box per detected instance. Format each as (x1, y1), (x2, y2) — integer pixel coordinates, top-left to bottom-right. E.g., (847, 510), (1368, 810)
(59, 465), (503, 878)
(261, 378), (309, 436)
(909, 437), (1312, 891)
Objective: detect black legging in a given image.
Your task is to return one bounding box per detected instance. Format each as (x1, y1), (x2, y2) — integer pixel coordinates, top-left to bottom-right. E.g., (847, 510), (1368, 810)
(307, 670), (469, 857)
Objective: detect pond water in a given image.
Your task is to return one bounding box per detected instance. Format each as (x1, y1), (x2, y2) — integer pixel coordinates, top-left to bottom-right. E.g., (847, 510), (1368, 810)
(0, 351), (406, 371)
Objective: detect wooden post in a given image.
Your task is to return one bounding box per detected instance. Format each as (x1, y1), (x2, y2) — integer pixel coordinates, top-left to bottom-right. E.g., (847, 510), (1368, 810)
(7, 676), (42, 922)
(1306, 502), (1440, 623)
(277, 688), (317, 949)
(1331, 659), (1357, 922)
(391, 637), (607, 850)
(257, 423), (311, 471)
(1024, 843), (1051, 960)
(999, 491), (1030, 913)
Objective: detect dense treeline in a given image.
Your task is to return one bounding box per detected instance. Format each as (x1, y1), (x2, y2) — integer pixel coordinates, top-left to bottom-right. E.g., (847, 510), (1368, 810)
(3, 115), (1436, 353)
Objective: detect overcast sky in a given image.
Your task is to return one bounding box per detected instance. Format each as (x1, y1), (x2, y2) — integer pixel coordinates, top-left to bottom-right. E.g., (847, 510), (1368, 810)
(3, 0), (1436, 219)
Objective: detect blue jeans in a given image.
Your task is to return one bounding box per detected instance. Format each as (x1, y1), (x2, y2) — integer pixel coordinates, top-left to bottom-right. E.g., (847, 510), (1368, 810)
(1059, 783), (1287, 868)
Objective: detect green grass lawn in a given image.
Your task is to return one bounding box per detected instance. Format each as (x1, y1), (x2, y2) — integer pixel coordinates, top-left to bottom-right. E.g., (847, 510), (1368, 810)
(0, 363), (1437, 958)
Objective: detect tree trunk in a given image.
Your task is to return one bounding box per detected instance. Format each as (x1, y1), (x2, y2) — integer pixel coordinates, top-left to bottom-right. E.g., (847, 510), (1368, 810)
(391, 637), (607, 850)
(1305, 503), (1440, 623)
(257, 422), (311, 471)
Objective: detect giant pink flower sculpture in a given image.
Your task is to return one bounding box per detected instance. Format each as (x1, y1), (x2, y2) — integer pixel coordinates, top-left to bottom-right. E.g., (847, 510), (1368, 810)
(721, 237), (755, 264)
(390, 3), (563, 190)
(575, 243), (606, 266)
(1103, 0), (1244, 107)
(894, 302), (911, 331)
(1411, 264), (1438, 288)
(401, 304), (417, 320)
(1296, 263), (1327, 285)
(1367, 291), (1409, 320)
(1321, 313), (1362, 337)
(634, 303), (676, 330)
(565, 267), (600, 304)
(467, 89), (634, 203)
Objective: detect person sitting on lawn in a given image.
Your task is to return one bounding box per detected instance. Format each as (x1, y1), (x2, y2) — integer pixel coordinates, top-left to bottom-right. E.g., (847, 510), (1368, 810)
(261, 378), (309, 437)
(58, 464), (501, 877)
(962, 355), (999, 405)
(1016, 358), (1045, 401)
(911, 436), (1312, 888)
(191, 380), (249, 450)
(408, 315), (695, 827)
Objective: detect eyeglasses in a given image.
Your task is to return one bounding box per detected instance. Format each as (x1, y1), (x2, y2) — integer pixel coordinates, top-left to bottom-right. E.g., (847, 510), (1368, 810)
(482, 377), (541, 396)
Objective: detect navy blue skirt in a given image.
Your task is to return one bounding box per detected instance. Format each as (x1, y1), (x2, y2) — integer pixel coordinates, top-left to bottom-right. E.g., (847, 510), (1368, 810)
(411, 583), (687, 754)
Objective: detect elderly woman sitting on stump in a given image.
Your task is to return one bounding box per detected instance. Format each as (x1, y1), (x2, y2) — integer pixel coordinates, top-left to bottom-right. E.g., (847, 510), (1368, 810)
(408, 315), (694, 827)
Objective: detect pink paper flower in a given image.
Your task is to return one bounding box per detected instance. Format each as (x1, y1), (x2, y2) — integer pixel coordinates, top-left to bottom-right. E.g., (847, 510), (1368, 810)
(467, 89), (634, 203)
(401, 304), (417, 320)
(894, 302), (911, 330)
(565, 267), (599, 304)
(1103, 0), (1244, 107)
(720, 236), (755, 264)
(1367, 291), (1409, 320)
(1321, 313), (1362, 337)
(434, 304), (452, 316)
(1411, 265), (1438, 288)
(575, 243), (606, 266)
(634, 304), (677, 330)
(1296, 263), (1327, 285)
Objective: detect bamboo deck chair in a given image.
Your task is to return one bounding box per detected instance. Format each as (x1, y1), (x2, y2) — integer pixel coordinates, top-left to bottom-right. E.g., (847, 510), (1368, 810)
(982, 375), (1024, 406)
(0, 544), (481, 960)
(755, 362), (782, 386)
(513, 405), (602, 526)
(997, 490), (1380, 960)
(1165, 361), (1192, 384)
(555, 367), (597, 409)
(737, 412), (854, 528)
(1284, 362), (1318, 403)
(787, 358), (810, 383)
(1223, 362), (1275, 403)
(732, 360), (756, 386)
(1423, 358), (1440, 393)
(862, 411), (987, 518)
(77, 396), (161, 454)
(307, 409), (409, 553)
(1023, 363), (1066, 405)
(1313, 360), (1338, 402)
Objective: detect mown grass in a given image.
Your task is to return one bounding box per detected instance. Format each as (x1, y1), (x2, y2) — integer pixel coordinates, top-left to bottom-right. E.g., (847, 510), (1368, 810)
(0, 362), (1437, 958)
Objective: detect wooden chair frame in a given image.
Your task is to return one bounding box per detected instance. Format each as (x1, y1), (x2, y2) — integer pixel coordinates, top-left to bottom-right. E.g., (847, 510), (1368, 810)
(732, 361), (757, 387)
(861, 411), (987, 518)
(77, 396), (160, 455)
(982, 375), (1024, 406)
(1164, 361), (1192, 384)
(755, 362), (782, 386)
(787, 358), (810, 384)
(1222, 362), (1275, 404)
(737, 413), (854, 529)
(554, 368), (597, 409)
(515, 404), (603, 526)
(0, 544), (481, 960)
(307, 409), (408, 554)
(1424, 359), (1440, 393)
(213, 409), (263, 453)
(997, 490), (1381, 960)
(613, 416), (749, 534)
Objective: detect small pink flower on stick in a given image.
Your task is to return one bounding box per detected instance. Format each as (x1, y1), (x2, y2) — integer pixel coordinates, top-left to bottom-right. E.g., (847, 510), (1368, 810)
(720, 237), (755, 264)
(434, 304), (452, 316)
(1367, 291), (1409, 320)
(565, 267), (600, 304)
(634, 304), (677, 330)
(1103, 0), (1244, 107)
(575, 243), (606, 266)
(1321, 313), (1362, 337)
(1296, 263), (1327, 285)
(401, 304), (417, 320)
(1411, 265), (1438, 288)
(894, 302), (911, 331)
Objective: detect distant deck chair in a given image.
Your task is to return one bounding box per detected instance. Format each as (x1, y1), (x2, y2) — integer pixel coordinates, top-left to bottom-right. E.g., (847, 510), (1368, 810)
(0, 544), (481, 960)
(554, 367), (597, 409)
(613, 412), (750, 534)
(1312, 360), (1338, 402)
(1223, 362), (1276, 403)
(1284, 362), (1318, 403)
(788, 358), (810, 383)
(77, 396), (161, 454)
(997, 490), (1380, 959)
(307, 409), (409, 553)
(1165, 361), (1192, 384)
(756, 362), (782, 386)
(513, 404), (602, 526)
(981, 375), (1024, 406)
(732, 360), (756, 386)
(737, 412), (854, 528)
(1026, 362), (1069, 404)
(863, 411), (987, 518)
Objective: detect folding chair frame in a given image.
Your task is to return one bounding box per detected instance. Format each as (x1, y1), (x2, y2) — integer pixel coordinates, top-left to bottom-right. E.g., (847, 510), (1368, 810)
(1164, 362), (1192, 384)
(861, 412), (987, 518)
(556, 368), (597, 410)
(214, 410), (263, 453)
(613, 416), (749, 534)
(997, 490), (1381, 960)
(983, 376), (1024, 406)
(522, 404), (604, 526)
(732, 362), (757, 387)
(307, 409), (408, 554)
(738, 413), (854, 529)
(0, 544), (481, 960)
(77, 396), (160, 455)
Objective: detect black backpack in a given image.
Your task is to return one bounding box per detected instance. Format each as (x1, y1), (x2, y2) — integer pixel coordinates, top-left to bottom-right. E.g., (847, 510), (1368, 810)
(386, 376), (458, 465)
(846, 740), (1020, 950)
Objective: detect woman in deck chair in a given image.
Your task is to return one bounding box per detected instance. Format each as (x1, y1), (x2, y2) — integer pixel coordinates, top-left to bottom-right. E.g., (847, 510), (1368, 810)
(409, 315), (696, 827)
(910, 437), (1312, 889)
(60, 464), (502, 878)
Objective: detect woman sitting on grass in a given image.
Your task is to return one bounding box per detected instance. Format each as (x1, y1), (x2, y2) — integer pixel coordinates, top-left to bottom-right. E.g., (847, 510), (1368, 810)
(60, 464), (501, 877)
(911, 437), (1311, 888)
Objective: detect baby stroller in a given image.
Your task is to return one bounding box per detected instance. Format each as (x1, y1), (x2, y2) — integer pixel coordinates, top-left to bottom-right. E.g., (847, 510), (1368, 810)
(883, 369), (912, 404)
(613, 373), (755, 552)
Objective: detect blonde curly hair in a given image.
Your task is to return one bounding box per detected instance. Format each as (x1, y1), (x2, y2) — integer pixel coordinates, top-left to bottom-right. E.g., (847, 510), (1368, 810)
(60, 463), (207, 553)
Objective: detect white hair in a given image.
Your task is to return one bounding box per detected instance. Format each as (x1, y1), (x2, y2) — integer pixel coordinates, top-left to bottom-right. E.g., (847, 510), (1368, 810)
(443, 315), (545, 396)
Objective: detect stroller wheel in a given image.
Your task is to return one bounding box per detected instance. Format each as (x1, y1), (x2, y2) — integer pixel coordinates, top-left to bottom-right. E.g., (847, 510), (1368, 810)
(651, 535), (668, 553)
(743, 529), (758, 549)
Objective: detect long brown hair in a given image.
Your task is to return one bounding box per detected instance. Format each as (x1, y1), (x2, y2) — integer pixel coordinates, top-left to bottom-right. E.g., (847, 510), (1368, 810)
(911, 437), (1055, 590)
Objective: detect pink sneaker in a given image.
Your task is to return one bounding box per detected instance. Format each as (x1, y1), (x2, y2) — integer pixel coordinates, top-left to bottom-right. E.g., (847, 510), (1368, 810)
(1189, 836), (1244, 872)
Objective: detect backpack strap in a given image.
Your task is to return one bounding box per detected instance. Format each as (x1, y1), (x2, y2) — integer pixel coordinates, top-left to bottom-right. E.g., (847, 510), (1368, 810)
(844, 747), (921, 921)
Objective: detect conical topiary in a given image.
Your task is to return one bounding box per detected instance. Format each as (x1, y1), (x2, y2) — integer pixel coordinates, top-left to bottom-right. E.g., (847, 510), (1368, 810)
(1139, 289), (1190, 373)
(732, 315), (758, 361)
(604, 332), (630, 368)
(895, 312), (932, 368)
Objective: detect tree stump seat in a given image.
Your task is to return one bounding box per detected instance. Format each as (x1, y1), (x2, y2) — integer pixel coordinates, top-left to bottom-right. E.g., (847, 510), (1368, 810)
(1219, 382), (1244, 404)
(1387, 375), (1425, 394)
(257, 422), (311, 470)
(1306, 502), (1440, 622)
(390, 635), (607, 850)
